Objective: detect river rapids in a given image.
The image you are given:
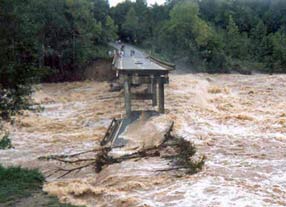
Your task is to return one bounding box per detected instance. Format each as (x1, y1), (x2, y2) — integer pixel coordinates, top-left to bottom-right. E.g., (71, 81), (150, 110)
(0, 74), (286, 206)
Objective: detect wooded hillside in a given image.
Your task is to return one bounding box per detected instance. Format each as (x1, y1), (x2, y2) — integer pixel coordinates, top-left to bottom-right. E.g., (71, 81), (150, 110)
(112, 0), (286, 73)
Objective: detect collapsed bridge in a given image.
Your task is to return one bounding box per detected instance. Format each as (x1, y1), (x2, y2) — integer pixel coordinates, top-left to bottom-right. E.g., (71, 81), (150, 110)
(101, 44), (175, 146)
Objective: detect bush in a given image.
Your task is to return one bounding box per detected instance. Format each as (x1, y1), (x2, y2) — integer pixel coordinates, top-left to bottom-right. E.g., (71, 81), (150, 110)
(0, 165), (84, 206)
(0, 165), (45, 203)
(0, 132), (12, 150)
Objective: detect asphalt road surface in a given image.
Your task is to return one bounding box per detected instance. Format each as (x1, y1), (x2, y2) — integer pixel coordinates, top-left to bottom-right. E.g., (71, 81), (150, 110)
(111, 43), (167, 71)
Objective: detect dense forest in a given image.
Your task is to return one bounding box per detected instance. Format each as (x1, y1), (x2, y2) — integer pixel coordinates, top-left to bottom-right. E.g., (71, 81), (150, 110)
(1, 0), (286, 118)
(112, 0), (286, 74)
(0, 0), (117, 118)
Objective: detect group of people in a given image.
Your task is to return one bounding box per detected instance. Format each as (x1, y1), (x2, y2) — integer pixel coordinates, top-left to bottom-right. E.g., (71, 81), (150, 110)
(115, 40), (136, 58)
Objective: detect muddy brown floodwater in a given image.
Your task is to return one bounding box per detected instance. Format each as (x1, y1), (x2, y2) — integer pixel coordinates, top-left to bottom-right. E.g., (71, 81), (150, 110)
(1, 74), (286, 207)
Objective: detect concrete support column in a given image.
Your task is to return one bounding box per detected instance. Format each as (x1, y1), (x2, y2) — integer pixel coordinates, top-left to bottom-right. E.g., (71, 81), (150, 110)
(124, 75), (132, 117)
(151, 76), (157, 106)
(158, 76), (165, 113)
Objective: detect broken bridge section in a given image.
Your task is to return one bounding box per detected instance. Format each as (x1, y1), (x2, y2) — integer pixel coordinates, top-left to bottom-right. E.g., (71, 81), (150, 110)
(101, 44), (175, 147)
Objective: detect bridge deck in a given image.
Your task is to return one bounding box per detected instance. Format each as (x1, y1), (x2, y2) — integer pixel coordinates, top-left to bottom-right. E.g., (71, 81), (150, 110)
(101, 111), (160, 147)
(111, 43), (173, 73)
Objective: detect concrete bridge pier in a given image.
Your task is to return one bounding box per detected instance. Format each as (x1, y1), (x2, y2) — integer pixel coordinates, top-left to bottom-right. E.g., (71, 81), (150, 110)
(124, 75), (132, 117)
(123, 74), (167, 117)
(151, 75), (157, 107)
(158, 76), (165, 113)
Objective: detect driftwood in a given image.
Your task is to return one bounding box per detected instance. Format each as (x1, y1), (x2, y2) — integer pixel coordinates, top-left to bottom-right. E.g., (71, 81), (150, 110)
(40, 123), (205, 178)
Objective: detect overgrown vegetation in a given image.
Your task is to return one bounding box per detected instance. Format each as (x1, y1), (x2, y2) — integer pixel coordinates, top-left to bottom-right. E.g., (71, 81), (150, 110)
(165, 137), (205, 174)
(0, 165), (83, 206)
(0, 133), (12, 150)
(111, 0), (286, 73)
(0, 0), (117, 119)
(0, 165), (44, 204)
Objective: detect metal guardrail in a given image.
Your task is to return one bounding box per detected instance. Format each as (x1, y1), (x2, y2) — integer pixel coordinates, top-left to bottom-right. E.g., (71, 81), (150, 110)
(148, 55), (176, 71)
(101, 118), (120, 146)
(126, 43), (176, 71)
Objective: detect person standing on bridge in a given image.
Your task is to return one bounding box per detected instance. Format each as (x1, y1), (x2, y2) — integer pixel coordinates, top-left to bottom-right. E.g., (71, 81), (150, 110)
(121, 44), (125, 51)
(120, 44), (125, 57)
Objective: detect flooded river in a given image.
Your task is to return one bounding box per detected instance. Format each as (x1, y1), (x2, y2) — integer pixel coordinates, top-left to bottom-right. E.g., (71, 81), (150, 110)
(1, 74), (286, 206)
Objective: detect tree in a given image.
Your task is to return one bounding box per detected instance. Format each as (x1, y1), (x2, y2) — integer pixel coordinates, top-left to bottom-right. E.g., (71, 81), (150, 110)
(250, 20), (267, 60)
(159, 1), (226, 71)
(0, 0), (117, 119)
(270, 29), (286, 72)
(103, 16), (118, 42)
(92, 0), (110, 23)
(122, 7), (139, 42)
(225, 15), (241, 58)
(0, 0), (43, 119)
(110, 0), (133, 40)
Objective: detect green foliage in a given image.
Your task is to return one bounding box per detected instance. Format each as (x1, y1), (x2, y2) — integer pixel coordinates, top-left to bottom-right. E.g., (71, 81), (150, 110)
(171, 136), (205, 174)
(0, 0), (117, 119)
(103, 16), (118, 42)
(159, 1), (227, 72)
(0, 165), (83, 206)
(0, 165), (44, 203)
(0, 0), (45, 119)
(226, 15), (241, 58)
(122, 7), (139, 42)
(112, 0), (286, 73)
(269, 30), (286, 72)
(0, 132), (12, 150)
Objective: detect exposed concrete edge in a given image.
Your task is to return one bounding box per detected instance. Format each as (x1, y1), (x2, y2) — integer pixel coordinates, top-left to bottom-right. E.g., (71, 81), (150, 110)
(148, 55), (176, 71)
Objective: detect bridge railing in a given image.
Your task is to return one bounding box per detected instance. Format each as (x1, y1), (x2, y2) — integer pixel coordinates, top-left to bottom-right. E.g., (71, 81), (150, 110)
(127, 44), (176, 71)
(148, 55), (176, 71)
(109, 42), (176, 71)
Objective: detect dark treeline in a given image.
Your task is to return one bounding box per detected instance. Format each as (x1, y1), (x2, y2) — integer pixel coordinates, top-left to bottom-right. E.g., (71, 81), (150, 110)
(111, 0), (286, 73)
(1, 0), (286, 118)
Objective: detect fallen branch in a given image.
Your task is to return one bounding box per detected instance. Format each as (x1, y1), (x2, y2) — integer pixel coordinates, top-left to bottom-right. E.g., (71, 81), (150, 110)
(94, 148), (161, 173)
(38, 145), (123, 161)
(42, 122), (205, 178)
(52, 157), (96, 164)
(56, 161), (96, 179)
(93, 133), (205, 174)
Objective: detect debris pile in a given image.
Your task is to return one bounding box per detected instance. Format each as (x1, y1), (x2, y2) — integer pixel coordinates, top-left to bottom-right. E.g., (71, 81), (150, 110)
(40, 120), (205, 179)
